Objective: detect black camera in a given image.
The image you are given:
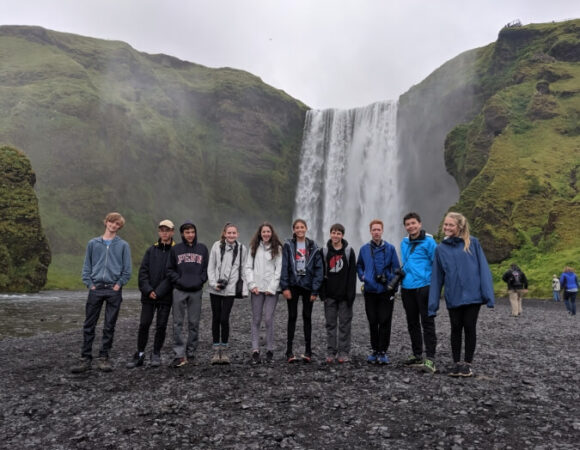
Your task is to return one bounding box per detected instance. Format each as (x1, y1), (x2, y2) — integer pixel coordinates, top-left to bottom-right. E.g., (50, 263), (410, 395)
(217, 279), (228, 290)
(386, 269), (405, 292)
(375, 274), (388, 285)
(296, 269), (306, 277)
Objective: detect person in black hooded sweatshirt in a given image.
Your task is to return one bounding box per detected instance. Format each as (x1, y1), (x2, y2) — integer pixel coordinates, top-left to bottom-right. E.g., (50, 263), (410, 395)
(320, 223), (357, 364)
(166, 221), (209, 367)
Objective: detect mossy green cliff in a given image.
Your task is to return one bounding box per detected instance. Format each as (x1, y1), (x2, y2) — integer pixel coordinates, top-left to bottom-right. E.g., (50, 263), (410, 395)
(0, 145), (51, 291)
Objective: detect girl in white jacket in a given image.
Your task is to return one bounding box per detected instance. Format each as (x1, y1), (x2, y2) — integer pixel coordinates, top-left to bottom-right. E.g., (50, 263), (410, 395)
(207, 223), (248, 364)
(245, 222), (283, 363)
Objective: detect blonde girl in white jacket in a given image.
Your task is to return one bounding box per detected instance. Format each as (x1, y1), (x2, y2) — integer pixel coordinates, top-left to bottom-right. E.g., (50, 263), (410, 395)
(207, 223), (248, 364)
(244, 222), (283, 364)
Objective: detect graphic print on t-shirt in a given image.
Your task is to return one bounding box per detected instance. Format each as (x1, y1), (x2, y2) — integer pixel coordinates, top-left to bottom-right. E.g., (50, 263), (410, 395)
(295, 243), (306, 273)
(329, 254), (344, 273)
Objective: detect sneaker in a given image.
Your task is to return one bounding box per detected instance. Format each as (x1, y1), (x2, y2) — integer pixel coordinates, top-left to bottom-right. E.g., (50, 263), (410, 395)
(220, 348), (231, 365)
(448, 363), (462, 377)
(422, 358), (437, 374)
(460, 364), (473, 377)
(326, 356), (335, 364)
(403, 355), (423, 367)
(71, 358), (91, 374)
(337, 355), (350, 364)
(265, 351), (274, 364)
(301, 353), (312, 363)
(377, 352), (390, 365)
(367, 351), (378, 364)
(211, 348), (221, 365)
(150, 353), (162, 367)
(251, 351), (261, 365)
(287, 354), (298, 363)
(172, 357), (187, 368)
(126, 352), (145, 369)
(96, 357), (113, 372)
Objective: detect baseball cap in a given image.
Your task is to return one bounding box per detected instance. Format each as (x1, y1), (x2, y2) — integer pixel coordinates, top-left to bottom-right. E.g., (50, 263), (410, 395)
(158, 219), (175, 229)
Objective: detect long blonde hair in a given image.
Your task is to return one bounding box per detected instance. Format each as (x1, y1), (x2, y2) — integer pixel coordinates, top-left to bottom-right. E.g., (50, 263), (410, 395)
(445, 212), (471, 252)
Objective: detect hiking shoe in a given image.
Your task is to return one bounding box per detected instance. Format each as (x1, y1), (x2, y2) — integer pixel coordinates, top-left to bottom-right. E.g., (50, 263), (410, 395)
(220, 348), (231, 365)
(211, 349), (221, 365)
(251, 351), (261, 365)
(367, 351), (378, 364)
(172, 357), (187, 368)
(150, 353), (162, 368)
(265, 351), (274, 364)
(422, 358), (437, 374)
(287, 354), (298, 363)
(326, 356), (335, 364)
(377, 352), (390, 365)
(448, 364), (462, 377)
(337, 355), (350, 364)
(301, 353), (312, 363)
(96, 357), (113, 372)
(126, 352), (145, 369)
(403, 355), (423, 367)
(71, 358), (91, 374)
(460, 364), (473, 377)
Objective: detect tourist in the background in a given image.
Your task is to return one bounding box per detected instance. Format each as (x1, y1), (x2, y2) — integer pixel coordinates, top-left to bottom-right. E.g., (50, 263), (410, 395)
(560, 267), (578, 316)
(166, 221), (209, 368)
(357, 219), (400, 365)
(245, 222), (283, 364)
(71, 212), (132, 374)
(502, 263), (528, 316)
(280, 219), (324, 363)
(399, 212), (438, 373)
(552, 274), (561, 302)
(126, 219), (175, 369)
(207, 223), (248, 365)
(428, 212), (494, 378)
(320, 223), (357, 364)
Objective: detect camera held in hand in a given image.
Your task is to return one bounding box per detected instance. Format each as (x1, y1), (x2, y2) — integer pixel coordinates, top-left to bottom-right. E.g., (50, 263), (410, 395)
(386, 268), (405, 292)
(375, 274), (388, 285)
(217, 278), (228, 290)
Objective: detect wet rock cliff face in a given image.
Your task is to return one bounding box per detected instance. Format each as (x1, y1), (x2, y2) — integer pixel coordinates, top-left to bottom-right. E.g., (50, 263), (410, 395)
(0, 145), (51, 292)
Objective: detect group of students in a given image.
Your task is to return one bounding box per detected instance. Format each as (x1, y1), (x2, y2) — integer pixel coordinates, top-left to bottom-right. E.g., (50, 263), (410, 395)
(71, 210), (495, 378)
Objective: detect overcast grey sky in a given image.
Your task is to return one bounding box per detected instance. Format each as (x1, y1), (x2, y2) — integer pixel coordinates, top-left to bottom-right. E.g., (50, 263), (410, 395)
(2, 0), (579, 109)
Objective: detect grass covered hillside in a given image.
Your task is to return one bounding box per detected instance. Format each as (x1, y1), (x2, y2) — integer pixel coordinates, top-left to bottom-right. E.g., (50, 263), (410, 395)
(442, 20), (580, 296)
(0, 26), (307, 289)
(0, 145), (51, 291)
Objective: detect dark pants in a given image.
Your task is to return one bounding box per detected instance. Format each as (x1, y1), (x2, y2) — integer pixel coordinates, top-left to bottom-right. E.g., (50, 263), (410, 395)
(286, 286), (314, 356)
(137, 302), (172, 354)
(81, 287), (123, 359)
(564, 291), (577, 315)
(448, 303), (481, 364)
(401, 286), (437, 358)
(210, 294), (235, 344)
(364, 292), (394, 353)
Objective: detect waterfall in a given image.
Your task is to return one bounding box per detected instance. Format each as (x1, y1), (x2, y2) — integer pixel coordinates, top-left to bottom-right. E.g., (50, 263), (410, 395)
(294, 100), (402, 251)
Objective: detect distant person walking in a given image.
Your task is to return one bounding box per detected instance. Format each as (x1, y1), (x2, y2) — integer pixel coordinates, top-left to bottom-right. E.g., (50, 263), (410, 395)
(280, 219), (324, 363)
(166, 221), (209, 367)
(357, 219), (401, 365)
(320, 223), (357, 364)
(502, 264), (528, 316)
(428, 212), (494, 378)
(245, 222), (283, 364)
(126, 220), (175, 369)
(399, 212), (438, 373)
(71, 212), (132, 374)
(552, 275), (561, 302)
(207, 223), (248, 365)
(560, 267), (578, 316)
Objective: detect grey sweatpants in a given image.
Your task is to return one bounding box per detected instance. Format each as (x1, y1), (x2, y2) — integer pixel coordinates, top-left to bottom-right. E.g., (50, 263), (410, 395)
(324, 297), (353, 356)
(251, 292), (278, 352)
(172, 288), (202, 358)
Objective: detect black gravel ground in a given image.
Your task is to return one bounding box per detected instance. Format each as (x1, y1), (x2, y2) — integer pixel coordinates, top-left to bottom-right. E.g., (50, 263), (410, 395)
(0, 295), (579, 449)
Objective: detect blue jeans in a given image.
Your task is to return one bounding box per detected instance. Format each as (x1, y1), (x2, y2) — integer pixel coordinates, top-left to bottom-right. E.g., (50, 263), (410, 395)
(553, 290), (560, 301)
(81, 287), (123, 359)
(564, 291), (577, 315)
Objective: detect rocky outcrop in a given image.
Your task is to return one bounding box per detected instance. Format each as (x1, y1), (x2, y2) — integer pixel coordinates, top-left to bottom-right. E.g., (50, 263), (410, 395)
(0, 145), (51, 292)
